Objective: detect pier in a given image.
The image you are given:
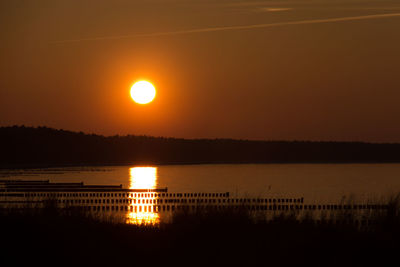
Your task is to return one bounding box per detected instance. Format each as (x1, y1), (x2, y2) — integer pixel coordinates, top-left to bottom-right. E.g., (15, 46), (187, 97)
(0, 180), (390, 220)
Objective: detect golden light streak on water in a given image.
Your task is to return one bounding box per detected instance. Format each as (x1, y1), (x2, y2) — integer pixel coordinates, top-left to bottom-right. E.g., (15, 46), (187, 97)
(127, 167), (159, 224)
(130, 167), (157, 189)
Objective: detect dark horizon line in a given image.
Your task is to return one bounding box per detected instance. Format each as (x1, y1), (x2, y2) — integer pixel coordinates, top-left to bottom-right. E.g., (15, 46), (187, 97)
(2, 125), (400, 168)
(2, 125), (398, 145)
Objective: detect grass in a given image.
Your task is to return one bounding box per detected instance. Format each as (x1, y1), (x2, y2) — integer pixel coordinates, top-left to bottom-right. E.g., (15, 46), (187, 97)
(1, 198), (400, 267)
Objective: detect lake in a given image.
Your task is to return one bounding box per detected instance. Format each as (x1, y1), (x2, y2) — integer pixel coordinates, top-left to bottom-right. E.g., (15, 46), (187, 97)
(2, 163), (400, 203)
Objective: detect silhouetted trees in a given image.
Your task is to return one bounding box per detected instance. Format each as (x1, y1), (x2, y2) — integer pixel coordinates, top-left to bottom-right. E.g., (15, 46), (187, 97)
(1, 125), (400, 168)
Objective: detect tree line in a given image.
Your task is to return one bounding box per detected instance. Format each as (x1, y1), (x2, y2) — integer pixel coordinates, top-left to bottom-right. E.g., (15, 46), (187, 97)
(1, 125), (400, 168)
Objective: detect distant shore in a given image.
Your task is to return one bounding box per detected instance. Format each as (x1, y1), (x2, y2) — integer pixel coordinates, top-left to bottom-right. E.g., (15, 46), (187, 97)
(3, 161), (400, 170)
(2, 125), (400, 168)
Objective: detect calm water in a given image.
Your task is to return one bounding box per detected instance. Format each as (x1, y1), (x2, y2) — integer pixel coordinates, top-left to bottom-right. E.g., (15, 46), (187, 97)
(2, 164), (400, 203)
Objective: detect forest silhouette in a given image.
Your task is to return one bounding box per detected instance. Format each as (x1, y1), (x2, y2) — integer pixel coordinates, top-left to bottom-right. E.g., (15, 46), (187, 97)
(2, 126), (400, 168)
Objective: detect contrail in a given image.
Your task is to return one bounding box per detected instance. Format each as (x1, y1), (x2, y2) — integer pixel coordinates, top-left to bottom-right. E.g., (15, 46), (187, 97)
(53, 12), (400, 44)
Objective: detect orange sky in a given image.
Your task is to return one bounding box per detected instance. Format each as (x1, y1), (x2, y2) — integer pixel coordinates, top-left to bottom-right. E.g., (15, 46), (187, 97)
(1, 0), (400, 142)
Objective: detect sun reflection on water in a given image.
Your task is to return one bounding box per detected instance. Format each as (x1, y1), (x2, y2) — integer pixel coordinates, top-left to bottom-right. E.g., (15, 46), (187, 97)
(127, 167), (159, 224)
(130, 167), (157, 189)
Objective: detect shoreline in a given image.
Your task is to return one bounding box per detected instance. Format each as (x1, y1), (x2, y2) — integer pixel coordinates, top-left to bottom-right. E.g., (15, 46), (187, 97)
(2, 160), (400, 170)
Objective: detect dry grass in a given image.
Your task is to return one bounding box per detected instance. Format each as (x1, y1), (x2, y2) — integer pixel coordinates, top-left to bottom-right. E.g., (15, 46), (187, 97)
(1, 196), (400, 266)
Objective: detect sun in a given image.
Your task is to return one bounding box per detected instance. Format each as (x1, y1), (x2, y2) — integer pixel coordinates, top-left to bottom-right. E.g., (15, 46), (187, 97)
(130, 81), (156, 104)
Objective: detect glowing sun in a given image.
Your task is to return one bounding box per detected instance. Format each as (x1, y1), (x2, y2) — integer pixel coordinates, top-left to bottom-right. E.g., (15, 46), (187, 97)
(130, 81), (156, 104)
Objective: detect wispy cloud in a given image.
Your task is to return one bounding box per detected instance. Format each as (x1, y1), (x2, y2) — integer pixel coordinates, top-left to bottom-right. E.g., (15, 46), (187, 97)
(259, 8), (293, 12)
(53, 13), (400, 44)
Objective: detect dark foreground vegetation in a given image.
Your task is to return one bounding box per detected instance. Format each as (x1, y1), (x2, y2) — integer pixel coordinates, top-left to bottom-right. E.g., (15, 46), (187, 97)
(2, 203), (400, 267)
(2, 125), (400, 168)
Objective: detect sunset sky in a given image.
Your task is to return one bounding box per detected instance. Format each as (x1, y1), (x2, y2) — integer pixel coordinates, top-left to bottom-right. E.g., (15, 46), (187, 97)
(1, 0), (400, 142)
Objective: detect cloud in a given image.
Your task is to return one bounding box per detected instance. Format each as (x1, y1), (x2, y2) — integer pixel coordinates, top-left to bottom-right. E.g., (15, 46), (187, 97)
(260, 8), (293, 12)
(53, 13), (400, 44)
